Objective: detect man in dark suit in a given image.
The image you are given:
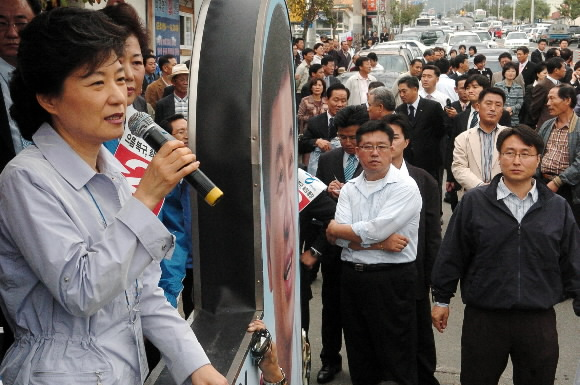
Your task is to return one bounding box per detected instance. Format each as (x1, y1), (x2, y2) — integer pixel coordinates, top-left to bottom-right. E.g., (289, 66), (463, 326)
(383, 113), (442, 385)
(154, 63), (189, 124)
(309, 105), (368, 384)
(467, 54), (493, 84)
(336, 41), (351, 71)
(394, 75), (446, 186)
(530, 57), (567, 129)
(516, 46), (537, 87)
(298, 83), (349, 156)
(321, 56), (340, 91)
(141, 54), (159, 96)
(531, 39), (547, 64)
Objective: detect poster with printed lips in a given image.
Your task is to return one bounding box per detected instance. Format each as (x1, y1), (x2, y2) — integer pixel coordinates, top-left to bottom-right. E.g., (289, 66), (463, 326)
(298, 168), (327, 212)
(114, 130), (164, 215)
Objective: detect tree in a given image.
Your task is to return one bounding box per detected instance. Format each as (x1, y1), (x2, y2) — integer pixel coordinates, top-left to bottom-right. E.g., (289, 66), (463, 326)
(287, 0), (335, 40)
(389, 1), (423, 28)
(558, 0), (580, 21)
(515, 0), (550, 21)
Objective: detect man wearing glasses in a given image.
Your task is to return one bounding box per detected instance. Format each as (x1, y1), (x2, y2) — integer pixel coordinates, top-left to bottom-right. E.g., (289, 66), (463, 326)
(326, 120), (422, 385)
(432, 125), (580, 385)
(0, 0), (40, 172)
(0, 0), (40, 361)
(451, 88), (508, 191)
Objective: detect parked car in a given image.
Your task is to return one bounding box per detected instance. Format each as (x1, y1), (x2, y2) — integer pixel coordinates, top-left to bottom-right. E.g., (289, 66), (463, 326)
(437, 31), (482, 54)
(375, 40), (428, 59)
(568, 25), (580, 43)
(503, 31), (530, 51)
(473, 29), (498, 48)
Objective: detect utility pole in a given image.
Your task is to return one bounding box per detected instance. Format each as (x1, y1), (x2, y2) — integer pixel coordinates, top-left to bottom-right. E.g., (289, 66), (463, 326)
(531, 0), (535, 24)
(512, 0), (515, 23)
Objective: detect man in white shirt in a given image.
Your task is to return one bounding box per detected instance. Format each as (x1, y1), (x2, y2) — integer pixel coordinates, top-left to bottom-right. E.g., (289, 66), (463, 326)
(419, 64), (448, 108)
(434, 58), (458, 102)
(344, 57), (376, 106)
(327, 119), (422, 385)
(367, 52), (384, 72)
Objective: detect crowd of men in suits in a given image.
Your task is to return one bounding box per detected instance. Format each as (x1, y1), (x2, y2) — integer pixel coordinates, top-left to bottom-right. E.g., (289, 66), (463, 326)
(294, 34), (580, 385)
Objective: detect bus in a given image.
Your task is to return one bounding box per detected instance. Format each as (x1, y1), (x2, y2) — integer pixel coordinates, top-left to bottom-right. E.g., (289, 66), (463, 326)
(415, 17), (433, 27)
(474, 9), (486, 22)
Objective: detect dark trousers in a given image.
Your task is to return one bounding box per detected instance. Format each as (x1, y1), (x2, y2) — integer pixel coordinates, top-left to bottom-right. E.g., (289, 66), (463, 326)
(320, 258), (342, 366)
(555, 183), (580, 226)
(461, 306), (559, 385)
(341, 262), (417, 385)
(182, 268), (194, 318)
(416, 295), (440, 385)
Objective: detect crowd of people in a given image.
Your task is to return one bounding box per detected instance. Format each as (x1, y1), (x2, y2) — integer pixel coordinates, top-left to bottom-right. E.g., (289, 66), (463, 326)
(0, 1), (225, 384)
(295, 32), (580, 385)
(0, 0), (579, 383)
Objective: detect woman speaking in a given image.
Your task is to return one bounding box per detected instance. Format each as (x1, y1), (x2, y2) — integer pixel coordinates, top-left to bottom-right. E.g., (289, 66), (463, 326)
(0, 7), (226, 385)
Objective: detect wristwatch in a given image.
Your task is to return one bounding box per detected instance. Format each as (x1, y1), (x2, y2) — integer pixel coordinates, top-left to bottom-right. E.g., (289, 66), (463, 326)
(310, 247), (322, 259)
(262, 368), (287, 385)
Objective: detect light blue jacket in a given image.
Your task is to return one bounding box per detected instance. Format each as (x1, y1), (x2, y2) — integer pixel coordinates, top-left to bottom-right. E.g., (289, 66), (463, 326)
(0, 125), (209, 385)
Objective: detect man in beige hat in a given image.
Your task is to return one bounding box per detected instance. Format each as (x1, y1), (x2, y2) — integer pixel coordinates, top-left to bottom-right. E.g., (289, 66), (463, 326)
(155, 63), (190, 124)
(145, 54), (177, 109)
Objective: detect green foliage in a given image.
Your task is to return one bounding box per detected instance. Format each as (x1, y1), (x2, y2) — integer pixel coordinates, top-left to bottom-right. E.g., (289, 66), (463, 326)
(558, 0), (580, 21)
(287, 0), (335, 39)
(389, 1), (423, 26)
(515, 0), (550, 21)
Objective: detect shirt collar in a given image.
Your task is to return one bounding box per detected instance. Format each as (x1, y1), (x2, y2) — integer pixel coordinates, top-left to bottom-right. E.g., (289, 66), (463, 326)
(497, 176), (538, 202)
(0, 57), (14, 82)
(409, 96), (420, 110)
(32, 123), (127, 190)
(546, 75), (559, 85)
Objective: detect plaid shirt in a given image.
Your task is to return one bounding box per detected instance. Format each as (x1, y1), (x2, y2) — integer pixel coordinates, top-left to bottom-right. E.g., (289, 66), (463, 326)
(541, 122), (570, 175)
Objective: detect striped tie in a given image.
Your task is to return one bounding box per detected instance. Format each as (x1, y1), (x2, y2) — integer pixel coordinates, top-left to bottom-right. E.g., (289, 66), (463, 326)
(470, 111), (479, 128)
(344, 154), (357, 181)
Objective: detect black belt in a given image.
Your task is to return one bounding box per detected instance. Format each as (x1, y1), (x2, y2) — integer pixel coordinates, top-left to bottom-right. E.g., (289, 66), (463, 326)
(342, 260), (413, 272)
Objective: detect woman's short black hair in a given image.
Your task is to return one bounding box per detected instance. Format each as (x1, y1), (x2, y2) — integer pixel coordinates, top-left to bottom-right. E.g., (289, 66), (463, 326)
(502, 61), (519, 78)
(101, 3), (149, 56)
(10, 7), (127, 140)
(308, 77), (326, 95)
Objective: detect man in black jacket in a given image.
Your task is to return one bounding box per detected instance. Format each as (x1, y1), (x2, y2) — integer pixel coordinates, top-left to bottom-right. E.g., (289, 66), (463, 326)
(432, 126), (580, 385)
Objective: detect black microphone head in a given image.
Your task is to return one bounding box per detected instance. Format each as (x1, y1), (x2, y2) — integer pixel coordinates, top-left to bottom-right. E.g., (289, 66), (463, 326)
(128, 112), (156, 138)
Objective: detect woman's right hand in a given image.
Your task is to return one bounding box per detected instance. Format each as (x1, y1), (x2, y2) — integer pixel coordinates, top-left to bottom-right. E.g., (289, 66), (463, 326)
(134, 140), (199, 210)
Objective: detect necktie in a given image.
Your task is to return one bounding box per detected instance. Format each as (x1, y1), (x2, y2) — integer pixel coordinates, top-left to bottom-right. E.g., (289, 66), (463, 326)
(470, 111), (479, 128)
(426, 94), (433, 100)
(328, 117), (335, 138)
(408, 105), (415, 121)
(344, 154), (357, 181)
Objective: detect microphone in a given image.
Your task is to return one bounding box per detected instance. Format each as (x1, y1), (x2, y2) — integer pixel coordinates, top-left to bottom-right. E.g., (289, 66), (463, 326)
(128, 112), (224, 206)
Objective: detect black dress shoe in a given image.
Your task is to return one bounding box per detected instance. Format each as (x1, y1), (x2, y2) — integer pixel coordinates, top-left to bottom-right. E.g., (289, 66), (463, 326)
(317, 363), (341, 383)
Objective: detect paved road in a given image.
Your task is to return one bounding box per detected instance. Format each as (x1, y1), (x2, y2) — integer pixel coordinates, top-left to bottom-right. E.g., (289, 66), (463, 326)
(305, 191), (580, 385)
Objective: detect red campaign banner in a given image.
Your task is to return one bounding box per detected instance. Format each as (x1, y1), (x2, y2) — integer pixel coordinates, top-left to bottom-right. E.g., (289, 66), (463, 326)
(115, 134), (164, 215)
(367, 0), (377, 12)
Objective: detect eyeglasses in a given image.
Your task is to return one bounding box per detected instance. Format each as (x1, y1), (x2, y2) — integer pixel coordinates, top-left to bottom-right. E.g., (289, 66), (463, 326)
(0, 21), (28, 33)
(338, 134), (356, 142)
(358, 144), (390, 152)
(501, 151), (538, 160)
